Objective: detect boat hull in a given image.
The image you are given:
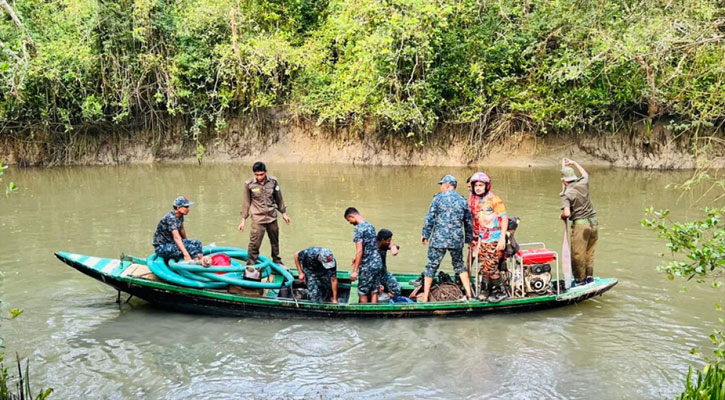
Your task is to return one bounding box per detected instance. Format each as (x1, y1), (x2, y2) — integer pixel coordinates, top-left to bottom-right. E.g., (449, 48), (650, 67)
(55, 251), (617, 319)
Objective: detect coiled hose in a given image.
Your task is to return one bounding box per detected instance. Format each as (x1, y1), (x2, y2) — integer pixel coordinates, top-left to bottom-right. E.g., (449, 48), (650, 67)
(147, 246), (293, 289)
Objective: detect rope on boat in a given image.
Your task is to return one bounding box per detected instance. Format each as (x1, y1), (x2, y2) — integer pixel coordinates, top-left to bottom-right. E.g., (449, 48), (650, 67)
(147, 246), (294, 290)
(429, 283), (464, 302)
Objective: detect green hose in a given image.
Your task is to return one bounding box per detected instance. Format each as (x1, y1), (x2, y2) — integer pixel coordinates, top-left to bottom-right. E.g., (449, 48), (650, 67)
(147, 246), (293, 289)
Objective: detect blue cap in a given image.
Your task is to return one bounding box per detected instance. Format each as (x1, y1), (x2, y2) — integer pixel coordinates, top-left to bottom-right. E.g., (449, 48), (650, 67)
(318, 248), (337, 269)
(437, 174), (457, 186)
(173, 196), (194, 208)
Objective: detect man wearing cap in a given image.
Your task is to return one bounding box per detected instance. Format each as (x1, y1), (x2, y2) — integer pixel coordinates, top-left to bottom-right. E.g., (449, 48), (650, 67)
(293, 247), (339, 303)
(419, 175), (474, 302)
(560, 158), (598, 286)
(153, 196), (203, 262)
(239, 161), (291, 267)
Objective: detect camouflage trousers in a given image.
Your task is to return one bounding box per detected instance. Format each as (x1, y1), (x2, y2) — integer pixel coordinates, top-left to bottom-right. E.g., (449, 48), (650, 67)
(424, 247), (465, 278)
(476, 241), (502, 280)
(358, 261), (384, 296)
(382, 271), (401, 297)
(155, 239), (203, 261)
(303, 269), (333, 303)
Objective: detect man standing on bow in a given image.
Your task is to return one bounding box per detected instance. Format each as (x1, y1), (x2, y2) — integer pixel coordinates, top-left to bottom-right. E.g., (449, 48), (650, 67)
(560, 158), (598, 286)
(239, 162), (291, 267)
(153, 196), (204, 262)
(420, 175), (474, 302)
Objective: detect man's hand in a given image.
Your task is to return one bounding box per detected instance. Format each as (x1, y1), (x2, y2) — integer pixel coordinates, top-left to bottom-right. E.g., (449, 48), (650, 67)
(421, 236), (427, 245)
(298, 271), (306, 283)
(238, 219), (246, 232)
(183, 253), (192, 262)
(282, 213), (291, 224)
(496, 240), (505, 252)
(563, 158), (573, 166)
(391, 244), (399, 256)
(350, 270), (358, 281)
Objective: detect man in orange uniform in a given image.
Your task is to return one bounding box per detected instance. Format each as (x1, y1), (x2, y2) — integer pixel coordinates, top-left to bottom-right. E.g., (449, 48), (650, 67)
(468, 172), (508, 303)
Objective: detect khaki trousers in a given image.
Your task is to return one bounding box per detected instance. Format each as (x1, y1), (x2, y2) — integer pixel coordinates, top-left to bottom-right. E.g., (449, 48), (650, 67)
(247, 220), (282, 265)
(571, 222), (598, 282)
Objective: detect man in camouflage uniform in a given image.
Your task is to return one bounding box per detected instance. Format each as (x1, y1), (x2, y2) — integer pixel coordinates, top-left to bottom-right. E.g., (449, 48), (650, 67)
(345, 207), (384, 303)
(153, 196), (203, 261)
(469, 172), (508, 303)
(239, 161), (291, 267)
(376, 229), (402, 298)
(420, 175), (474, 302)
(293, 247), (338, 303)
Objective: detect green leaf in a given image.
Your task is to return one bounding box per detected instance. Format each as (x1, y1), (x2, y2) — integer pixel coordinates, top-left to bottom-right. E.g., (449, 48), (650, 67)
(9, 308), (23, 319)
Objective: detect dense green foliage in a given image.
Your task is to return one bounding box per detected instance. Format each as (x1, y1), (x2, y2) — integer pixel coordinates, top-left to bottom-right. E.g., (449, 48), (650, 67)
(678, 364), (725, 400)
(1, 0), (722, 144)
(643, 206), (724, 288)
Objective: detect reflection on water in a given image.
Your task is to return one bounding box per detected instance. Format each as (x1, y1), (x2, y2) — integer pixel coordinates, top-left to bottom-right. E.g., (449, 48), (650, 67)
(0, 163), (722, 399)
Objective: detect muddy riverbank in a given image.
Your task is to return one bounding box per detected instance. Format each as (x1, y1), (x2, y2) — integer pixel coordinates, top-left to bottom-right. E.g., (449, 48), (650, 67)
(1, 112), (722, 169)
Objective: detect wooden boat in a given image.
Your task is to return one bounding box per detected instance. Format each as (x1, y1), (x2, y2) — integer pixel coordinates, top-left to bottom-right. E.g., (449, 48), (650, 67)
(55, 247), (617, 318)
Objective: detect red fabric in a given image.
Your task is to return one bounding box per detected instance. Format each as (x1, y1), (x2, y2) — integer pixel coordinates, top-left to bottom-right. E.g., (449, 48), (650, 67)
(211, 253), (231, 275)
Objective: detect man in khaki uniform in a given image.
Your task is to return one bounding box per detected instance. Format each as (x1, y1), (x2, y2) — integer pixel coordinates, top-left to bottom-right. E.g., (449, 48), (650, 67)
(239, 162), (291, 266)
(560, 158), (598, 286)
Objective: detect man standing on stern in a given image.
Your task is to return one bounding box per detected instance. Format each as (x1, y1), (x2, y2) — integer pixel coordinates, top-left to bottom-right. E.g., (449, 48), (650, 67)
(239, 162), (291, 267)
(420, 174), (474, 302)
(560, 158), (598, 286)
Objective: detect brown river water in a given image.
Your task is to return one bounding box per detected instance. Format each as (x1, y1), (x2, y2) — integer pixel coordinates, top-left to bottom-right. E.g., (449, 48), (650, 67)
(0, 163), (722, 399)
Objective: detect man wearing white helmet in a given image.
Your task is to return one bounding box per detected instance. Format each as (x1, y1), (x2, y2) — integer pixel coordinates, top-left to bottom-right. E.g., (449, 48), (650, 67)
(469, 172), (508, 303)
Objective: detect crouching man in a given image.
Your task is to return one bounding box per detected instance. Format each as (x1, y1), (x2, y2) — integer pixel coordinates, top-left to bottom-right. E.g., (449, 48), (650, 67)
(153, 196), (204, 262)
(293, 247), (339, 303)
(377, 229), (402, 299)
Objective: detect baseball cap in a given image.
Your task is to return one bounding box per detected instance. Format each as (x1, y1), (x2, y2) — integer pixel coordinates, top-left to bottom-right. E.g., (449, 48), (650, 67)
(318, 248), (337, 269)
(173, 196), (195, 208)
(438, 174), (457, 186)
(561, 167), (578, 182)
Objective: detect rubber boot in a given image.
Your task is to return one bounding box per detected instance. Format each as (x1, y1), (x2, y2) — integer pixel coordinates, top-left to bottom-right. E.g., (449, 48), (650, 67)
(477, 277), (491, 301)
(488, 277), (508, 303)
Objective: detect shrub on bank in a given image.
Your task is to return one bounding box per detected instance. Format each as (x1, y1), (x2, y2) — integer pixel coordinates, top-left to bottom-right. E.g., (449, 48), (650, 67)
(0, 0), (723, 144)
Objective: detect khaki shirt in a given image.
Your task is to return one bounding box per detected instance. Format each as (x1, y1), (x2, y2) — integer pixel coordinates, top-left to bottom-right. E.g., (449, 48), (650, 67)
(560, 176), (596, 221)
(241, 176), (287, 224)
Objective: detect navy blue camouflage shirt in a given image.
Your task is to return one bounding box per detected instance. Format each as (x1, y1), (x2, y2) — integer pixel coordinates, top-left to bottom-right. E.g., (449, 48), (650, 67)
(422, 190), (473, 249)
(152, 211), (183, 248)
(299, 247), (337, 279)
(353, 221), (383, 269)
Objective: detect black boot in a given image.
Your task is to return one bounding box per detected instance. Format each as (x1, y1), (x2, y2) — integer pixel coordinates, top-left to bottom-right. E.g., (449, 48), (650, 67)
(488, 277), (508, 303)
(478, 277), (491, 301)
(409, 273), (424, 287)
